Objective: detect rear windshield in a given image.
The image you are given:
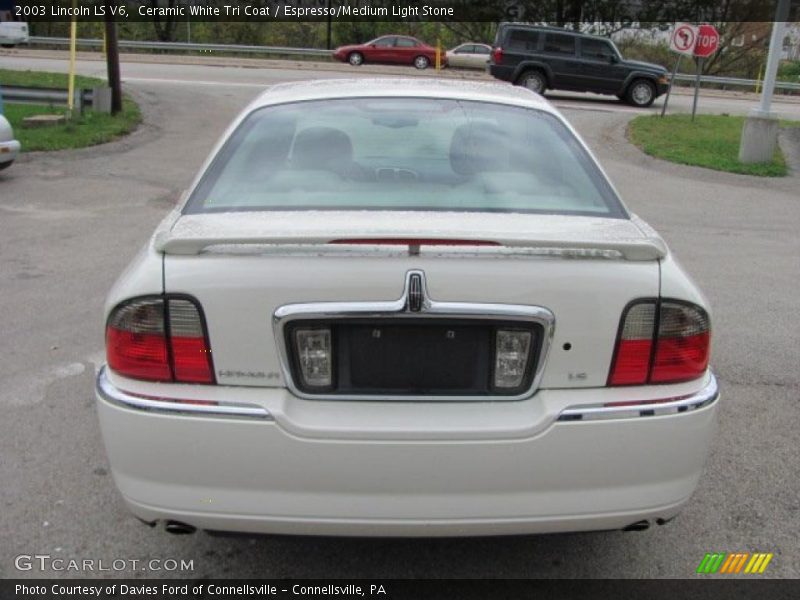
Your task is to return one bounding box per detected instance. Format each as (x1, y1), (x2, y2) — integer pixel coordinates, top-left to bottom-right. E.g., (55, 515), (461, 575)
(185, 98), (625, 218)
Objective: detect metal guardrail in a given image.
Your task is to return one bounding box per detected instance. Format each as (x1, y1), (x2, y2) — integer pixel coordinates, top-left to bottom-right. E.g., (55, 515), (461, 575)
(2, 85), (95, 112)
(28, 36), (333, 58)
(22, 37), (800, 93)
(673, 73), (800, 92)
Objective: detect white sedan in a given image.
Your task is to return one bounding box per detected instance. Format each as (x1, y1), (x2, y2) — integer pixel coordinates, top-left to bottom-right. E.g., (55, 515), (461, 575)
(96, 78), (718, 537)
(446, 42), (491, 69)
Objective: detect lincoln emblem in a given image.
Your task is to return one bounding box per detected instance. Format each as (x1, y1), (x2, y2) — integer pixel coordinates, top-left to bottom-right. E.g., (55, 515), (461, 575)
(408, 273), (423, 312)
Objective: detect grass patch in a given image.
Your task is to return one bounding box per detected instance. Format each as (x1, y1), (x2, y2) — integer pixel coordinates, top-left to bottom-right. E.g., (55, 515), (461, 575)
(0, 68), (104, 90)
(627, 114), (788, 177)
(1, 69), (141, 152)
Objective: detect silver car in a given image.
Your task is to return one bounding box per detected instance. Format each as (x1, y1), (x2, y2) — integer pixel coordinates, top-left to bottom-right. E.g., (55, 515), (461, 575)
(446, 43), (492, 69)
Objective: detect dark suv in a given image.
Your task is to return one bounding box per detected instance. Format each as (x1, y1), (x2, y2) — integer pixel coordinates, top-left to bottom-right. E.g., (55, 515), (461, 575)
(489, 24), (669, 107)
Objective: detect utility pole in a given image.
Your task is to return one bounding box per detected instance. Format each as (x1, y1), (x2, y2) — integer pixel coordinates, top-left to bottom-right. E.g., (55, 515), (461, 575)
(738, 0), (791, 163)
(326, 0), (332, 50)
(104, 0), (122, 114)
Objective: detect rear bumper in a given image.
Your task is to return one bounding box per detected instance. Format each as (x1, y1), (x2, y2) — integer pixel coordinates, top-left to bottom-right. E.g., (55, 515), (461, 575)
(96, 368), (718, 536)
(488, 64), (515, 82)
(0, 139), (20, 165)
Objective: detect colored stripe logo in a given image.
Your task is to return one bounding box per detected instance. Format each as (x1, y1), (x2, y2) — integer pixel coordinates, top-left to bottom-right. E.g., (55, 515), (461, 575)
(696, 552), (773, 574)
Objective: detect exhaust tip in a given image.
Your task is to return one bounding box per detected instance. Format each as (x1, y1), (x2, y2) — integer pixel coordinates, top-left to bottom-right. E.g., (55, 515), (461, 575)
(622, 520), (650, 532)
(164, 520), (196, 535)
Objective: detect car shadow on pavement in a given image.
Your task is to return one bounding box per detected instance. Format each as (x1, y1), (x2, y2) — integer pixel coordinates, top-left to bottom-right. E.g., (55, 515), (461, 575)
(192, 527), (668, 578)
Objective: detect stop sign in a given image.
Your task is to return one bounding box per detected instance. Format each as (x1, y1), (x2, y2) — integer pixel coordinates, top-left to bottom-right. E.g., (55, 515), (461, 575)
(694, 24), (719, 58)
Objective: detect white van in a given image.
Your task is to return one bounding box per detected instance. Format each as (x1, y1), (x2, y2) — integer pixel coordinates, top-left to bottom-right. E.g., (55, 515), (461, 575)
(0, 22), (29, 48)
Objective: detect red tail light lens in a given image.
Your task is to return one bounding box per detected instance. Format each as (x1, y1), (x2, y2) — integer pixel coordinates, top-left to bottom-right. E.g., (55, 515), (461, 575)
(492, 47), (503, 64)
(608, 299), (710, 386)
(106, 296), (214, 384)
(651, 302), (711, 383)
(106, 299), (171, 381)
(168, 299), (214, 383)
(608, 302), (655, 386)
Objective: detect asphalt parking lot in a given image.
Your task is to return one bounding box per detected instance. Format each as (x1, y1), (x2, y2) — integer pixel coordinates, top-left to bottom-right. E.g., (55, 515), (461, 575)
(0, 55), (798, 579)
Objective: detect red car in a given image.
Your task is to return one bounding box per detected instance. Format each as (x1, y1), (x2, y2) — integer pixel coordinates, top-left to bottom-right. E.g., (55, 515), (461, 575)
(333, 35), (444, 70)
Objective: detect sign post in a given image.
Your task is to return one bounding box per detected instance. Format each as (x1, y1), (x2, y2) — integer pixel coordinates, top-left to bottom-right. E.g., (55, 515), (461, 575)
(690, 24), (720, 121)
(691, 57), (704, 121)
(67, 0), (77, 115)
(662, 23), (697, 117)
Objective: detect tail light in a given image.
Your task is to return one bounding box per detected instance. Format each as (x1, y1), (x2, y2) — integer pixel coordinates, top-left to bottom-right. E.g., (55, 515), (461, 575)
(608, 299), (710, 386)
(106, 296), (214, 384)
(608, 303), (655, 386)
(491, 47), (503, 64)
(651, 302), (710, 383)
(106, 299), (171, 382)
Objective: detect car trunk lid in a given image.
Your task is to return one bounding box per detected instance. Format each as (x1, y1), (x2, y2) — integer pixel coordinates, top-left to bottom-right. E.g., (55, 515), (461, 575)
(161, 211), (663, 392)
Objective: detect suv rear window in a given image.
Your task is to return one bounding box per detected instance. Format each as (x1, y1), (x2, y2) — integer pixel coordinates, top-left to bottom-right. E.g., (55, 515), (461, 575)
(543, 33), (576, 55)
(507, 29), (539, 51)
(185, 98), (625, 218)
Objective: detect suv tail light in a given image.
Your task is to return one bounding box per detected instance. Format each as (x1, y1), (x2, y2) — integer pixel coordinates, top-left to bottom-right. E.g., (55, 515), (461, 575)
(608, 300), (710, 386)
(491, 46), (503, 64)
(106, 296), (214, 384)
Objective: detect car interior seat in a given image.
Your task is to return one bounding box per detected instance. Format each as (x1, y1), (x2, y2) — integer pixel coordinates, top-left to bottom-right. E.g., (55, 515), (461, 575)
(291, 126), (372, 181)
(449, 121), (511, 176)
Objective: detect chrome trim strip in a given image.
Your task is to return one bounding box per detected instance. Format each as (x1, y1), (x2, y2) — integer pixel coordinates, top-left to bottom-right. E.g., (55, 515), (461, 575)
(96, 367), (273, 420)
(557, 373), (719, 421)
(273, 270), (555, 402)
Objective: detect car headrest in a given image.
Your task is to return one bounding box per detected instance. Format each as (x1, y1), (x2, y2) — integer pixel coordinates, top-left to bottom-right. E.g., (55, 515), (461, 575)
(449, 122), (510, 175)
(292, 126), (354, 169)
(243, 127), (294, 174)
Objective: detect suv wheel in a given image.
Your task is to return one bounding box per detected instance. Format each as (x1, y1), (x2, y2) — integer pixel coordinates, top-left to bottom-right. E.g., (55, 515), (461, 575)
(626, 79), (656, 107)
(414, 55), (430, 70)
(348, 52), (364, 66)
(518, 70), (546, 95)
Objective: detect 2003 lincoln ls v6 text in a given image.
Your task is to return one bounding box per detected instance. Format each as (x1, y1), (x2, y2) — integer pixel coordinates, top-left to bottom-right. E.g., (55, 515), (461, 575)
(96, 78), (718, 537)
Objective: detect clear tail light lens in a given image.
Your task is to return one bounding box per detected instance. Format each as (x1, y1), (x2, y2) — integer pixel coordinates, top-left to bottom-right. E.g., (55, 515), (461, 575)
(294, 328), (332, 388)
(608, 299), (710, 386)
(106, 296), (214, 384)
(494, 329), (532, 389)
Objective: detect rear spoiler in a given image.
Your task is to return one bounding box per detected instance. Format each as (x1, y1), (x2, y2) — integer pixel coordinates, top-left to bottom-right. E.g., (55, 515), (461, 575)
(154, 233), (667, 261)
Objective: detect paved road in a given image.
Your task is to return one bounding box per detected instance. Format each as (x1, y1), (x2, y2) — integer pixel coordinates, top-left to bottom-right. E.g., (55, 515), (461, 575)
(0, 57), (798, 579)
(4, 51), (800, 119)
